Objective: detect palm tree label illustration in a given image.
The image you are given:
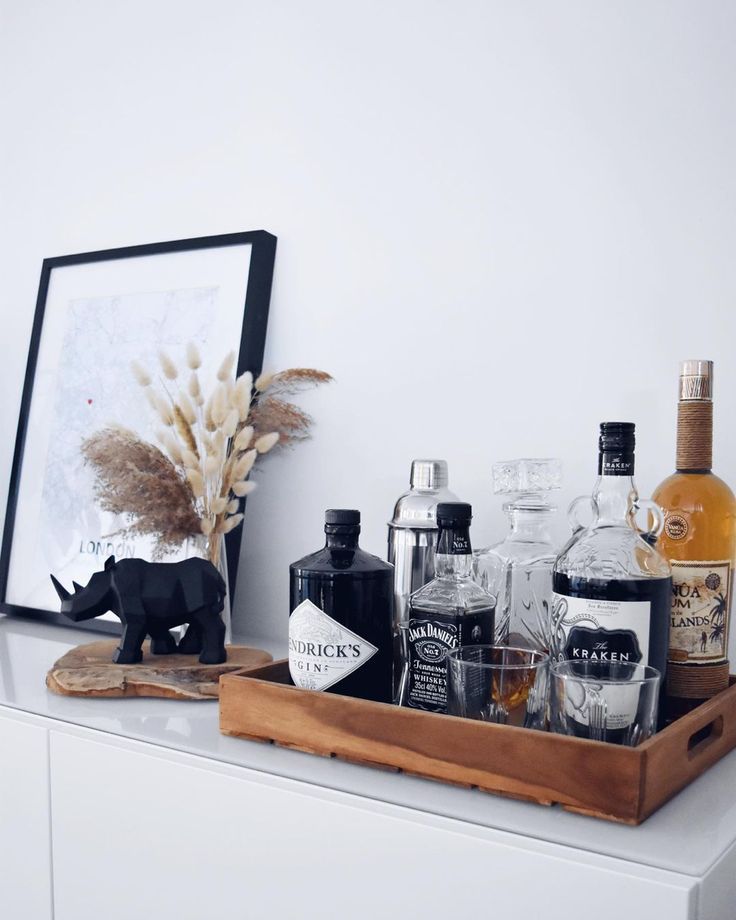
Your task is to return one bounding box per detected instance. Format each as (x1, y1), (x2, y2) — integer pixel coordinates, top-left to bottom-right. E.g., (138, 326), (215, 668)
(668, 561), (732, 663)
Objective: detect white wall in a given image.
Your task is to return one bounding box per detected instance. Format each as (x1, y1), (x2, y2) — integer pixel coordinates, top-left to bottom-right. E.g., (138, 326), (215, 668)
(2, 0), (736, 648)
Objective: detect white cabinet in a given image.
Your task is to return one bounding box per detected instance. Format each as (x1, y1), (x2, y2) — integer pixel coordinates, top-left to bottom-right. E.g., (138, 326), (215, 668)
(0, 605), (734, 920)
(0, 713), (52, 920)
(48, 731), (696, 920)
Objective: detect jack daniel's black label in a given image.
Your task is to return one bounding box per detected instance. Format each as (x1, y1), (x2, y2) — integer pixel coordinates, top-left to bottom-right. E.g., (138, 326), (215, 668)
(406, 609), (493, 712)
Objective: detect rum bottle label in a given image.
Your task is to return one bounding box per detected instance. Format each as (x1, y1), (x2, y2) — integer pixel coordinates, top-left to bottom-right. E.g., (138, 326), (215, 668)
(668, 561), (731, 665)
(551, 593), (651, 663)
(288, 599), (378, 691)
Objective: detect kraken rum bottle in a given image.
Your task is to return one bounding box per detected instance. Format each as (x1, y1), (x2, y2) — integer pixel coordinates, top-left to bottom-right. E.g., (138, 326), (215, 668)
(653, 361), (736, 719)
(404, 503), (496, 713)
(552, 423), (671, 726)
(289, 510), (394, 703)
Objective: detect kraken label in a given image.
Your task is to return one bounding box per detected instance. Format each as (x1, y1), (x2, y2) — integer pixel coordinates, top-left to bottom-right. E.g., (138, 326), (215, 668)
(668, 561), (731, 665)
(288, 599), (377, 691)
(551, 594), (650, 664)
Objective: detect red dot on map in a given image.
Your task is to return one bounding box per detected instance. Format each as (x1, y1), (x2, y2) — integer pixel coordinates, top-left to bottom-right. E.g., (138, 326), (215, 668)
(87, 399), (93, 405)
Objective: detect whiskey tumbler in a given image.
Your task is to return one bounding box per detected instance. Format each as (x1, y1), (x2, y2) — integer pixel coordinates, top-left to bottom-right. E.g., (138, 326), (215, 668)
(550, 660), (661, 746)
(446, 645), (549, 729)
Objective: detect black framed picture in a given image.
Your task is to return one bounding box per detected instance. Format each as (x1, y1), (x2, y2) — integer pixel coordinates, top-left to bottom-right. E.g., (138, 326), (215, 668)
(0, 230), (276, 632)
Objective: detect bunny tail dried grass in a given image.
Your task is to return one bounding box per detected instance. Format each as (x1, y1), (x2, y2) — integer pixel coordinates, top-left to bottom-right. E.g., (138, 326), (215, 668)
(81, 428), (201, 557)
(249, 398), (313, 446)
(158, 350), (179, 380)
(217, 350), (236, 382)
(186, 342), (202, 370)
(177, 391), (197, 426)
(173, 405), (199, 456)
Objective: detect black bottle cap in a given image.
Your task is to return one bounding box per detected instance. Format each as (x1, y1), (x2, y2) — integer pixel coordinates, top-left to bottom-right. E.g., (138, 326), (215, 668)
(436, 502), (472, 526)
(599, 422), (635, 453)
(325, 509), (360, 526)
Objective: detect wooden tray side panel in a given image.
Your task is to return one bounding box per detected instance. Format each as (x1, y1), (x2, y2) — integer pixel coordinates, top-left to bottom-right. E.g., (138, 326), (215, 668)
(220, 665), (644, 823)
(638, 682), (736, 820)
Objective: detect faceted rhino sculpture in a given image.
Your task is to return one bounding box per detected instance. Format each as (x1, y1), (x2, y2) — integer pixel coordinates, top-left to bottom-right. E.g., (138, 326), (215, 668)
(51, 555), (227, 665)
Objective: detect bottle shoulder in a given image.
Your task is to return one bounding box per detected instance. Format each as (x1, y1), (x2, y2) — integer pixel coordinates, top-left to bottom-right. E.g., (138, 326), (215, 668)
(654, 471), (736, 512)
(476, 540), (556, 565)
(291, 546), (393, 576)
(410, 574), (495, 611)
(554, 525), (671, 580)
(389, 486), (459, 528)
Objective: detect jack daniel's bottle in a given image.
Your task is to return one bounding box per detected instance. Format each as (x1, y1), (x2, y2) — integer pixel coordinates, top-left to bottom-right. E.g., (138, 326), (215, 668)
(552, 424), (671, 702)
(289, 510), (393, 703)
(404, 503), (495, 713)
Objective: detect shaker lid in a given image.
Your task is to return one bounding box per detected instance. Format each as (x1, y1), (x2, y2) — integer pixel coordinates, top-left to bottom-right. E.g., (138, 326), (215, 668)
(410, 459), (449, 490)
(389, 460), (459, 529)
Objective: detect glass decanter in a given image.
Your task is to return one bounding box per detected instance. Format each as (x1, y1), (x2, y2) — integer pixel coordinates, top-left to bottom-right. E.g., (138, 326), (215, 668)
(474, 458), (561, 651)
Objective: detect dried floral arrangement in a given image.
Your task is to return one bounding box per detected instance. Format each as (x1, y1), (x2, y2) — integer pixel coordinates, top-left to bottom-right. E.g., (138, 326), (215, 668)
(82, 344), (331, 564)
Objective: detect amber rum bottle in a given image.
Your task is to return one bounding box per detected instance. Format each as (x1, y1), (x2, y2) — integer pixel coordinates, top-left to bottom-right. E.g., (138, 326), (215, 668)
(653, 360), (736, 719)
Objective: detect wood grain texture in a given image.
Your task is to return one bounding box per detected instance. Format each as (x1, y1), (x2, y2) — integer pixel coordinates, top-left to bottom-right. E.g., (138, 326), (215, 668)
(638, 677), (736, 817)
(219, 663), (736, 824)
(47, 640), (272, 700)
(220, 661), (641, 821)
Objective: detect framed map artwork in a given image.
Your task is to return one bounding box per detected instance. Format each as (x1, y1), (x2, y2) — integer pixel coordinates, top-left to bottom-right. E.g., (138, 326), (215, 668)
(0, 231), (277, 632)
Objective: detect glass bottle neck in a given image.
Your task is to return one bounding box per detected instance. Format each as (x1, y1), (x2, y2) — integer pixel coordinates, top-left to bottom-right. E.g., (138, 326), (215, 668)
(435, 553), (473, 578)
(325, 529), (360, 550)
(505, 507), (554, 542)
(435, 524), (472, 578)
(592, 475), (637, 526)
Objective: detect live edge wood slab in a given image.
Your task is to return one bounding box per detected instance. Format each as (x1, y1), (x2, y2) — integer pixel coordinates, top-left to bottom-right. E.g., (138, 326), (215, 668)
(47, 639), (272, 700)
(219, 662), (736, 824)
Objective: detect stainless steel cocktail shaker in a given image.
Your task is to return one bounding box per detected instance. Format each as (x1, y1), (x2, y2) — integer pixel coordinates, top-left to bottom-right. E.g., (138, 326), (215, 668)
(388, 459), (459, 701)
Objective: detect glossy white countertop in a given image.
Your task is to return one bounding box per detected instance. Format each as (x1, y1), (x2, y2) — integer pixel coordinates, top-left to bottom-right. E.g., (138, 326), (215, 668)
(0, 613), (734, 878)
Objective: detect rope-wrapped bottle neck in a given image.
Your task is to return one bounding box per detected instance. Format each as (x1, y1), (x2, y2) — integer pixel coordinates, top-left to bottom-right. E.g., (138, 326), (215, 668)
(676, 400), (712, 472)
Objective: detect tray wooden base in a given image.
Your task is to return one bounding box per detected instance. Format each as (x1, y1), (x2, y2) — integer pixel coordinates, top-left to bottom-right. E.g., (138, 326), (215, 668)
(220, 661), (736, 824)
(47, 639), (272, 700)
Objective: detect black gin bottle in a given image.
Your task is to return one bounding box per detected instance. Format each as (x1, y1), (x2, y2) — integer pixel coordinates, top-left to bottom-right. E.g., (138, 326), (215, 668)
(404, 503), (496, 713)
(289, 510), (393, 703)
(552, 424), (671, 690)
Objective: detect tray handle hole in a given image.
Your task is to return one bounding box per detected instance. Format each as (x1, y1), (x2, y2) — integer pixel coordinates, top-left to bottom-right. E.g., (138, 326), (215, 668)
(687, 716), (724, 757)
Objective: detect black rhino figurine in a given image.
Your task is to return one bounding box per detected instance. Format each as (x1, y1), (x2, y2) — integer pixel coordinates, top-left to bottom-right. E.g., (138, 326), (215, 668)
(51, 555), (227, 665)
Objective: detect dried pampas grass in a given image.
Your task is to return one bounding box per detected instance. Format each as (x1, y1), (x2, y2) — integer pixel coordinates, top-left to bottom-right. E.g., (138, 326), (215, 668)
(84, 343), (330, 565)
(81, 428), (200, 559)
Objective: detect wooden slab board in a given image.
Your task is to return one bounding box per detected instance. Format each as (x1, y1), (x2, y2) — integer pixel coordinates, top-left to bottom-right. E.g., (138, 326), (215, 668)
(219, 662), (736, 824)
(47, 639), (272, 700)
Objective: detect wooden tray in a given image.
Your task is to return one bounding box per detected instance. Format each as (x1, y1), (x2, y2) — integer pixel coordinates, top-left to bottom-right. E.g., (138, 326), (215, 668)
(219, 661), (736, 824)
